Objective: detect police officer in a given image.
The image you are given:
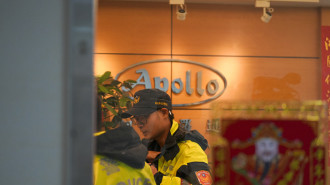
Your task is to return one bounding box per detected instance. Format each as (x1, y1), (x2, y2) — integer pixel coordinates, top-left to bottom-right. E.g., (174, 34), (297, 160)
(122, 89), (212, 185)
(94, 96), (156, 185)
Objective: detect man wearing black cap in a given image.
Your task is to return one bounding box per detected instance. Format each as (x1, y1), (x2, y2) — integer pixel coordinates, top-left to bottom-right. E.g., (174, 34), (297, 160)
(122, 89), (212, 185)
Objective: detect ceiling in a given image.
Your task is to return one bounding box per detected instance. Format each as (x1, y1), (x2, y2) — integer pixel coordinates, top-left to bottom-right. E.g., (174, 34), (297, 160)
(106, 0), (330, 7)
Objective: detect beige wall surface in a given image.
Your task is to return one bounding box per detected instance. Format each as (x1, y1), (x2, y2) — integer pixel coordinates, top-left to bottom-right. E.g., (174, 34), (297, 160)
(96, 2), (320, 57)
(95, 1), (321, 135)
(96, 1), (171, 54)
(95, 1), (328, 182)
(172, 5), (320, 57)
(322, 8), (330, 26)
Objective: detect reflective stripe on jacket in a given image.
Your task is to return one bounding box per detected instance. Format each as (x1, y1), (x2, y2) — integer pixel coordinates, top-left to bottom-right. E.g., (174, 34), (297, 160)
(152, 121), (212, 185)
(94, 155), (156, 185)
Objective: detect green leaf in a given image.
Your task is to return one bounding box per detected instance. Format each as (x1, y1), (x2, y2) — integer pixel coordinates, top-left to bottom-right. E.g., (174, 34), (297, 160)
(110, 80), (121, 87)
(126, 101), (132, 109)
(98, 85), (109, 94)
(102, 86), (114, 95)
(122, 81), (135, 90)
(102, 71), (111, 79)
(98, 71), (111, 84)
(104, 103), (117, 115)
(119, 96), (130, 107)
(125, 80), (137, 83)
(106, 97), (118, 107)
(95, 71), (136, 126)
(113, 86), (123, 95)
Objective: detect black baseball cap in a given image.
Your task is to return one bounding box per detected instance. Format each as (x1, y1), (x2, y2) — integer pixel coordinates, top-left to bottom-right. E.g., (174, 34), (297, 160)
(121, 88), (172, 118)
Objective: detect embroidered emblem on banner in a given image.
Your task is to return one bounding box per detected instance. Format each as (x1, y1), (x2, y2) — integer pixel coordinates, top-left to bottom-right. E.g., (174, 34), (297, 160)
(195, 170), (212, 185)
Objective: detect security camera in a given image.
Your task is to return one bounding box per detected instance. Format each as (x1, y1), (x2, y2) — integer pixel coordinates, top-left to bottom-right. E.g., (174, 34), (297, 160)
(261, 7), (274, 23)
(176, 4), (187, 21)
(261, 11), (272, 23)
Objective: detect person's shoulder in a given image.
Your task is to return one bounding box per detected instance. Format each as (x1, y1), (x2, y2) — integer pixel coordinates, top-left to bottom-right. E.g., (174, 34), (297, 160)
(176, 140), (208, 163)
(181, 130), (208, 150)
(95, 155), (147, 171)
(94, 155), (122, 167)
(178, 140), (205, 152)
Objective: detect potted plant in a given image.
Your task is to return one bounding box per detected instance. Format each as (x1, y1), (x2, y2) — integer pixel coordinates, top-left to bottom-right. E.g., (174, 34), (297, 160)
(96, 71), (136, 130)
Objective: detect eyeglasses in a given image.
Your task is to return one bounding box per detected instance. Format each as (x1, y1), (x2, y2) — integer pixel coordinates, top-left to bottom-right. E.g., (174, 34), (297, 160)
(131, 114), (151, 126)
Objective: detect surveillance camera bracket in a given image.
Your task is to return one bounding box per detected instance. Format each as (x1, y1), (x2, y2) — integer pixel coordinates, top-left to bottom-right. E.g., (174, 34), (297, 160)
(170, 0), (184, 5)
(255, 0), (271, 7)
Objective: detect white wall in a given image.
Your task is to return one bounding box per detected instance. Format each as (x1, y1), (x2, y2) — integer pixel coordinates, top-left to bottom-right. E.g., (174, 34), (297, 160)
(0, 1), (94, 185)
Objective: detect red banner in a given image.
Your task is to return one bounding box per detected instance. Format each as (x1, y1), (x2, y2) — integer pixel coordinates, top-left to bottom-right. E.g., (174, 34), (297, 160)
(321, 26), (330, 166)
(310, 145), (326, 185)
(213, 119), (326, 185)
(213, 145), (230, 184)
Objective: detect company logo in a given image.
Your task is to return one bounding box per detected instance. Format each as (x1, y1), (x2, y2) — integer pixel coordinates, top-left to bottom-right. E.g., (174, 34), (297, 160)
(115, 59), (227, 107)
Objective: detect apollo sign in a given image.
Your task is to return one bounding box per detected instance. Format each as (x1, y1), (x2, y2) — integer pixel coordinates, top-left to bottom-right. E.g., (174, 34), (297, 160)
(115, 59), (227, 107)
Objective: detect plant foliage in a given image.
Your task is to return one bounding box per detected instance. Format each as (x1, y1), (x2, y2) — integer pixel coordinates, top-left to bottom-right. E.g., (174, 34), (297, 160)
(96, 71), (136, 129)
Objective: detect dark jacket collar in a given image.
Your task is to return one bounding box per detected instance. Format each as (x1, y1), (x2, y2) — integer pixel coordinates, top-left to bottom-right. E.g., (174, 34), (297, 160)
(147, 120), (208, 161)
(96, 126), (147, 169)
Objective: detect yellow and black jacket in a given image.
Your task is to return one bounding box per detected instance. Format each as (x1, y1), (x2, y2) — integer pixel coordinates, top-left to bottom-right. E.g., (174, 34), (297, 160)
(147, 121), (212, 185)
(94, 126), (156, 185)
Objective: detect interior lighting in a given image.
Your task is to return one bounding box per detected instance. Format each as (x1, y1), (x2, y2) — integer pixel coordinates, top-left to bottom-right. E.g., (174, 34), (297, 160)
(261, 7), (274, 23)
(176, 4), (187, 21)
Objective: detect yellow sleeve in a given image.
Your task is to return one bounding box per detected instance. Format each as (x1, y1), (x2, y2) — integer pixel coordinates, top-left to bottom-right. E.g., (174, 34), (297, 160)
(181, 140), (208, 165)
(160, 176), (182, 185)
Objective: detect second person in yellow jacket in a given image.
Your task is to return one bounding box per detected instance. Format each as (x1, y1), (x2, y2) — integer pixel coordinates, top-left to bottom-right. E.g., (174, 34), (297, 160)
(94, 95), (156, 185)
(122, 88), (212, 185)
(94, 125), (156, 185)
